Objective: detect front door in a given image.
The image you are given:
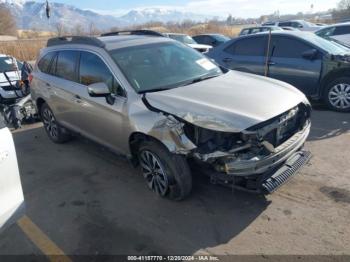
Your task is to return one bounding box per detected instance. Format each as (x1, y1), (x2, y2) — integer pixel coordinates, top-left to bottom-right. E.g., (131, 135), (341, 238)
(267, 36), (322, 96)
(72, 51), (127, 152)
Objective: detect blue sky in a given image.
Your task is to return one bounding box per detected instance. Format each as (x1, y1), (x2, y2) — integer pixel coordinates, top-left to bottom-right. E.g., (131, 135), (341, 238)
(50, 0), (337, 17)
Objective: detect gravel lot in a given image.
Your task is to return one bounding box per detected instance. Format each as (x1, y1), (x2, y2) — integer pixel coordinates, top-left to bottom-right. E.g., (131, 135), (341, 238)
(0, 105), (349, 258)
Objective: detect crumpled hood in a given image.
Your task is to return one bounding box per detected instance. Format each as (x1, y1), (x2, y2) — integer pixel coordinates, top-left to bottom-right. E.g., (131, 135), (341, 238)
(145, 70), (309, 132)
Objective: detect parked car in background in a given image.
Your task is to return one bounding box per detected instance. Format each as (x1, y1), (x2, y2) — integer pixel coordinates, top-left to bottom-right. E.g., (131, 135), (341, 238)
(192, 34), (230, 47)
(315, 23), (350, 46)
(263, 20), (322, 31)
(163, 33), (212, 53)
(208, 31), (350, 112)
(0, 55), (23, 103)
(31, 32), (311, 200)
(0, 117), (25, 233)
(239, 26), (282, 36)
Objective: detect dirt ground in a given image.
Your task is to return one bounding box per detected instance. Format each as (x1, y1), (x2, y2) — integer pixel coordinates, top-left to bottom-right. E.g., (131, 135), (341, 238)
(0, 105), (349, 258)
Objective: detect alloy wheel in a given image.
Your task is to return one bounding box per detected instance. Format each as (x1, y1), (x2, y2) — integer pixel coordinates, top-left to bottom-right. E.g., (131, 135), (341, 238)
(139, 150), (169, 196)
(42, 108), (58, 139)
(328, 83), (350, 110)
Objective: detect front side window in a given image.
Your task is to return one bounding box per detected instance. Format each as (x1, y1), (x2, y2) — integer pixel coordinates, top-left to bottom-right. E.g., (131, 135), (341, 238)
(240, 29), (249, 35)
(79, 52), (125, 97)
(272, 37), (312, 58)
(110, 42), (222, 93)
(225, 36), (266, 56)
(55, 51), (79, 82)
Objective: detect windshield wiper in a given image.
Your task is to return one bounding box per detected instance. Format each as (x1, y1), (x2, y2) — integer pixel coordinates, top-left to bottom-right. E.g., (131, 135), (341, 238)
(181, 74), (222, 87)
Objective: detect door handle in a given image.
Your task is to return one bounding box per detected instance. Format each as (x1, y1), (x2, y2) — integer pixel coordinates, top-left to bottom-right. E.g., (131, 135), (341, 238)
(268, 61), (276, 66)
(223, 57), (233, 63)
(46, 83), (51, 87)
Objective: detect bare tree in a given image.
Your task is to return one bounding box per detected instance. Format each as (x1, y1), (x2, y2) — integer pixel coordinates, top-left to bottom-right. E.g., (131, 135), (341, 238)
(333, 0), (350, 21)
(72, 24), (85, 36)
(55, 22), (66, 37)
(0, 4), (17, 36)
(88, 22), (100, 36)
(338, 0), (350, 10)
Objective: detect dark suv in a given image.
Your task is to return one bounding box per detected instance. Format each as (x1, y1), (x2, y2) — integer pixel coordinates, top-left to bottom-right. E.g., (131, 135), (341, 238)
(208, 31), (350, 112)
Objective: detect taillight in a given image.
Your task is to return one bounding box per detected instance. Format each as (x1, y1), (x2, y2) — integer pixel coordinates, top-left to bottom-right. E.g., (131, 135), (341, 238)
(28, 74), (33, 84)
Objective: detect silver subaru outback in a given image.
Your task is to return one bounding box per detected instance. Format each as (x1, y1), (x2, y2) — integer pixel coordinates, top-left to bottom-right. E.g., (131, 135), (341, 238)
(31, 31), (311, 200)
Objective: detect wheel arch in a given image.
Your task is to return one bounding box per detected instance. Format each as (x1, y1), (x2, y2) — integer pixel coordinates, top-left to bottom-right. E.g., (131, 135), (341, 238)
(321, 69), (350, 96)
(128, 132), (168, 166)
(36, 97), (46, 116)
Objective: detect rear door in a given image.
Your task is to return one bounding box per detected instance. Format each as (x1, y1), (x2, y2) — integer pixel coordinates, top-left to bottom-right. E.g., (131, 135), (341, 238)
(268, 35), (322, 95)
(220, 35), (267, 75)
(45, 50), (84, 132)
(0, 120), (24, 233)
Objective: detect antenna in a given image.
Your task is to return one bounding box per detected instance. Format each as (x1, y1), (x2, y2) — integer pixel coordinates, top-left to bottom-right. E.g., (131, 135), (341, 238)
(46, 0), (50, 19)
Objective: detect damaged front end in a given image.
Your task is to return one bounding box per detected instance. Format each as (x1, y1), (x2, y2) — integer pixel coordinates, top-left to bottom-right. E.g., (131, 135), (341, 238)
(149, 102), (312, 194)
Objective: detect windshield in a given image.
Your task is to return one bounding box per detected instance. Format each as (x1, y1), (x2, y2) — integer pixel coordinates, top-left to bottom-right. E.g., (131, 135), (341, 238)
(168, 34), (197, 45)
(302, 33), (350, 55)
(0, 57), (21, 72)
(110, 42), (222, 93)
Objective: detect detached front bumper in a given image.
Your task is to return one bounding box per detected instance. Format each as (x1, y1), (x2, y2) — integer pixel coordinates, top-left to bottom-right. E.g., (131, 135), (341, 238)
(224, 121), (311, 176)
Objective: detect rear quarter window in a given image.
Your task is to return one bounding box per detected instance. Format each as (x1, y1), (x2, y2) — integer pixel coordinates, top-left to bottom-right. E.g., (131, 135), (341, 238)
(37, 52), (56, 73)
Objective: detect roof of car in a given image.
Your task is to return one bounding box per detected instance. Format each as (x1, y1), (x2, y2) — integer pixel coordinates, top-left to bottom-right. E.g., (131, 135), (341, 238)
(317, 22), (350, 29)
(46, 34), (174, 51)
(98, 35), (173, 50)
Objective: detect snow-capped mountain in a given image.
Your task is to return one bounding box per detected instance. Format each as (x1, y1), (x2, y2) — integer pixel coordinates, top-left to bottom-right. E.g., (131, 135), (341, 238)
(0, 0), (213, 31)
(120, 8), (211, 24)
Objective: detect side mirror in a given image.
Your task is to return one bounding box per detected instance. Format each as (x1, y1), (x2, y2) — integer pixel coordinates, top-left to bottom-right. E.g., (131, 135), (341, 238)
(302, 49), (318, 60)
(87, 82), (110, 97)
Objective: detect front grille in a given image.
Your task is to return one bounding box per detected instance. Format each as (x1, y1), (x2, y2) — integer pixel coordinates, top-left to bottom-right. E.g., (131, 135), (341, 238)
(1, 85), (13, 91)
(248, 103), (311, 148)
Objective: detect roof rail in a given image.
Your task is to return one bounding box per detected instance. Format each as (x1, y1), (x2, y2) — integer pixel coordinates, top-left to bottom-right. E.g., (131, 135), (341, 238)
(47, 36), (106, 48)
(101, 30), (164, 37)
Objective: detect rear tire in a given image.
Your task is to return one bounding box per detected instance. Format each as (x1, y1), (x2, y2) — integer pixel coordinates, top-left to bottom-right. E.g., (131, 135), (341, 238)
(137, 140), (192, 201)
(324, 77), (350, 112)
(41, 103), (71, 143)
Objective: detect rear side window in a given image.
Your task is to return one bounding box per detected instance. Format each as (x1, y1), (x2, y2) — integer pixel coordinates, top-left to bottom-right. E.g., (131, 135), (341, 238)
(79, 52), (125, 97)
(225, 36), (266, 56)
(55, 51), (79, 82)
(278, 22), (291, 27)
(240, 29), (249, 35)
(38, 52), (56, 73)
(334, 26), (350, 35)
(272, 37), (312, 58)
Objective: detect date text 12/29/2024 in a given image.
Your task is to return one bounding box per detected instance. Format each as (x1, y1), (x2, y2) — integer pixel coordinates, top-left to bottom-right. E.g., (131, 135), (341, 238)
(128, 256), (220, 261)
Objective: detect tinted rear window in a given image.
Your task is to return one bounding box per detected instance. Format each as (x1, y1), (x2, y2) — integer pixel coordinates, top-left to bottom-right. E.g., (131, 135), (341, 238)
(38, 52), (56, 73)
(55, 51), (79, 82)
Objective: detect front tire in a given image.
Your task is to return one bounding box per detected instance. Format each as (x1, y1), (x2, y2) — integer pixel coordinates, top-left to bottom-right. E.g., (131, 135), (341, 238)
(324, 77), (350, 112)
(137, 140), (192, 201)
(41, 103), (71, 143)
